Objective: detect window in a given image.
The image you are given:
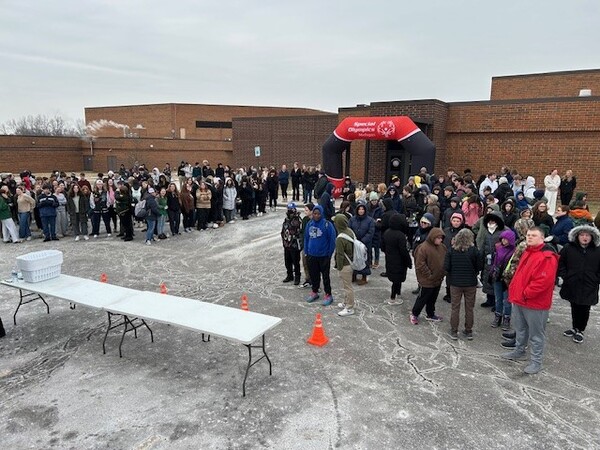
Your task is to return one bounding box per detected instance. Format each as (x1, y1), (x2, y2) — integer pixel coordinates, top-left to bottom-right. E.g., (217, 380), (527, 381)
(195, 121), (232, 129)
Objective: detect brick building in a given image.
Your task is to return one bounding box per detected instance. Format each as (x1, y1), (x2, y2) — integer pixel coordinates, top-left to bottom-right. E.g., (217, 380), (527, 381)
(232, 69), (600, 198)
(1, 69), (599, 198)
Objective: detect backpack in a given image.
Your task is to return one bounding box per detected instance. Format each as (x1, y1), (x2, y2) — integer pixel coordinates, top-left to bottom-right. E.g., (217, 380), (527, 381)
(134, 199), (148, 219)
(338, 233), (368, 271)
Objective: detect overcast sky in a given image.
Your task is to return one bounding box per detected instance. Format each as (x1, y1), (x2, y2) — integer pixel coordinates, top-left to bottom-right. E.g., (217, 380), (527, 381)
(1, 0), (599, 125)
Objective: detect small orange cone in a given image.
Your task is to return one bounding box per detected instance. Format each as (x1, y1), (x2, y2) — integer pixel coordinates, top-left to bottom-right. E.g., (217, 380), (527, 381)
(100, 273), (108, 283)
(241, 294), (249, 311)
(159, 282), (168, 294)
(307, 313), (329, 347)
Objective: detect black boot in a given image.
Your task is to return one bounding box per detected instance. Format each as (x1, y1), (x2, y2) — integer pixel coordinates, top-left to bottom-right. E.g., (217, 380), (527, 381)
(502, 330), (516, 340)
(0, 317), (6, 338)
(282, 275), (294, 283)
(294, 274), (301, 286)
(500, 339), (516, 348)
(491, 312), (502, 328)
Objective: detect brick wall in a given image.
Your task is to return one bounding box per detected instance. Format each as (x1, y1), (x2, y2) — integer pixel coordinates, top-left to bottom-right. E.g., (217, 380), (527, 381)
(0, 135), (83, 174)
(232, 114), (338, 169)
(445, 97), (600, 198)
(491, 69), (600, 100)
(85, 103), (333, 141)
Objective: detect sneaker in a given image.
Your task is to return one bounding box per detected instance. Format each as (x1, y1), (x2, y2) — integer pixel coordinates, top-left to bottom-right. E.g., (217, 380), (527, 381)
(51, 237), (59, 241)
(448, 330), (459, 340)
(463, 330), (474, 340)
(107, 233), (112, 237)
(338, 308), (355, 317)
(501, 316), (511, 331)
(337, 302), (346, 309)
(491, 313), (502, 328)
(387, 298), (404, 306)
(322, 294), (333, 306)
(573, 331), (584, 343)
(410, 314), (419, 325)
(306, 292), (320, 303)
(563, 328), (576, 337)
(302, 281), (311, 288)
(411, 287), (420, 295)
(480, 301), (494, 308)
(145, 240), (152, 246)
(282, 276), (294, 283)
(500, 350), (527, 361)
(26, 236), (32, 241)
(75, 236), (80, 241)
(93, 235), (98, 238)
(443, 295), (451, 303)
(83, 235), (89, 241)
(230, 220), (236, 224)
(524, 363), (542, 374)
(501, 339), (516, 348)
(502, 331), (516, 340)
(426, 315), (443, 322)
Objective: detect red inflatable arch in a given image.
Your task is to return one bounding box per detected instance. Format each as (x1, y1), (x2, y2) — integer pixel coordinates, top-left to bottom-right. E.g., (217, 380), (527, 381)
(322, 116), (435, 197)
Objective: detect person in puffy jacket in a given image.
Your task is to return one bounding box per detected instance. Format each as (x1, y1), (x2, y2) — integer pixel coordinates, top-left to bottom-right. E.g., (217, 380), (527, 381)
(558, 225), (600, 344)
(349, 201), (375, 285)
(381, 214), (412, 306)
(501, 227), (559, 374)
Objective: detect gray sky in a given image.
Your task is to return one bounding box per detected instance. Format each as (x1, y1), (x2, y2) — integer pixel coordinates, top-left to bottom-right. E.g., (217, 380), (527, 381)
(1, 0), (599, 125)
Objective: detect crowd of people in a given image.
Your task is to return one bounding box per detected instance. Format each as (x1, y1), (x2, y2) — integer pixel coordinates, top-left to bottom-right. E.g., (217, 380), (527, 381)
(2, 164), (600, 376)
(279, 166), (600, 375)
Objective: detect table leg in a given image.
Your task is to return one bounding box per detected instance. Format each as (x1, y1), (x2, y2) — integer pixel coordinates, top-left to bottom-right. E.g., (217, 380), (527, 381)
(242, 334), (273, 397)
(13, 289), (50, 325)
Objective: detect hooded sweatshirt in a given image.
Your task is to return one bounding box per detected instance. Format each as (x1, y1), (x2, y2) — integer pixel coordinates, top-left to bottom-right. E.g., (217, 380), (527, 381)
(334, 214), (355, 270)
(319, 183), (335, 220)
(414, 227), (447, 287)
(304, 204), (337, 257)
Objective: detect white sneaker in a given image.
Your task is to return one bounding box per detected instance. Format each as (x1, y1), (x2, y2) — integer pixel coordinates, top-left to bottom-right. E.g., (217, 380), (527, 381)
(75, 236), (80, 241)
(93, 235), (98, 238)
(337, 302), (346, 309)
(83, 235), (89, 241)
(146, 240), (152, 245)
(213, 223), (218, 229)
(230, 220), (235, 224)
(338, 308), (355, 317)
(26, 236), (31, 241)
(387, 298), (404, 306)
(107, 233), (112, 237)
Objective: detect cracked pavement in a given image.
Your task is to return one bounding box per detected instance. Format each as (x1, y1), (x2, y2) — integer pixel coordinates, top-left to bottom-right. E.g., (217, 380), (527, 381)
(1, 209), (599, 449)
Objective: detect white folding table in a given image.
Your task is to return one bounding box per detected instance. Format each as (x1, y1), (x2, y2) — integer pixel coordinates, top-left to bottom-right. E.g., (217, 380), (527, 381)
(1, 275), (282, 396)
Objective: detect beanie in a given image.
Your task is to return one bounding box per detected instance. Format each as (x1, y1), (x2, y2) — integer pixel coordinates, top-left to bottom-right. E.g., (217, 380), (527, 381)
(421, 212), (435, 225)
(369, 191), (379, 201)
(451, 212), (464, 223)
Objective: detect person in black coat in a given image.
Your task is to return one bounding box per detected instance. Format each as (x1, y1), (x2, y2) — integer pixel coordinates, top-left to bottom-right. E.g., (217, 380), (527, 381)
(444, 228), (483, 339)
(558, 225), (600, 343)
(381, 215), (412, 305)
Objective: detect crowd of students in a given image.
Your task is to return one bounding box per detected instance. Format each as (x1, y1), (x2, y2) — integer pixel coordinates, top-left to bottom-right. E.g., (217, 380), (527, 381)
(281, 166), (600, 375)
(2, 165), (600, 375)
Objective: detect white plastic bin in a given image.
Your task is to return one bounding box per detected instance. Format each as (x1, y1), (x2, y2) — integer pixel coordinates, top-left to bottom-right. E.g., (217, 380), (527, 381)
(16, 250), (63, 283)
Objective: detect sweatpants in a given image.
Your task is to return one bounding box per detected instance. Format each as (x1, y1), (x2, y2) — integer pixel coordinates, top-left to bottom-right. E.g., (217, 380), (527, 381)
(513, 304), (549, 365)
(339, 265), (354, 308)
(412, 285), (441, 318)
(571, 303), (592, 332)
(307, 255), (332, 296)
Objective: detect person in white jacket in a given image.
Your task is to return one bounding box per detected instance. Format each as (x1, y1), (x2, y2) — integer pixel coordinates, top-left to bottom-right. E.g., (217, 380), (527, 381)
(222, 177), (238, 223)
(544, 169), (561, 215)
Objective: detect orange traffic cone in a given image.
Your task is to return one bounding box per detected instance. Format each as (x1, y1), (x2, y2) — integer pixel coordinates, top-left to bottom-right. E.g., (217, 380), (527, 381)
(307, 313), (329, 347)
(100, 273), (108, 283)
(241, 294), (249, 311)
(160, 282), (168, 294)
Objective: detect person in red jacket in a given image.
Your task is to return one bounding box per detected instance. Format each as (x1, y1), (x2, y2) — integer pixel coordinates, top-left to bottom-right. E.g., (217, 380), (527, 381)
(501, 227), (559, 374)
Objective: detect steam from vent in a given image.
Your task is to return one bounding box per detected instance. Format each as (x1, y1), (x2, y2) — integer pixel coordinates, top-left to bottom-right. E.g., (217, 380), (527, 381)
(86, 119), (129, 135)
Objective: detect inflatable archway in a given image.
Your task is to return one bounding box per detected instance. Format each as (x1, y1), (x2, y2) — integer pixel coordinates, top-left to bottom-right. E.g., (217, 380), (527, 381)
(322, 116), (435, 197)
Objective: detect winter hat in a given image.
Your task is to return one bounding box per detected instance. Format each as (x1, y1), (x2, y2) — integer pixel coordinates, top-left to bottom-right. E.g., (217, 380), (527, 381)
(533, 189), (545, 200)
(428, 194), (439, 203)
(287, 202), (297, 210)
(450, 196), (460, 204)
(369, 191), (379, 201)
(450, 212), (464, 223)
(499, 176), (508, 185)
(148, 187), (155, 194)
(421, 212), (435, 225)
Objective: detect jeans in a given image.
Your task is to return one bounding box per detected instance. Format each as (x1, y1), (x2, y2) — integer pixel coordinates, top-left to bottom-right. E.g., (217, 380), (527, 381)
(146, 216), (156, 242)
(71, 213), (89, 236)
(157, 215), (166, 235)
(41, 215), (57, 239)
(494, 281), (511, 316)
(18, 212), (31, 238)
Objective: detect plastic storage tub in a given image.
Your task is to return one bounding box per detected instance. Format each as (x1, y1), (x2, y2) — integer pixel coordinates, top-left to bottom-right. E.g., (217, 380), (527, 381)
(16, 250), (63, 283)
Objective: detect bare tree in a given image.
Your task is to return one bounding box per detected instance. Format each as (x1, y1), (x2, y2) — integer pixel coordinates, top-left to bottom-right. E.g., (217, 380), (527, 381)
(0, 114), (84, 136)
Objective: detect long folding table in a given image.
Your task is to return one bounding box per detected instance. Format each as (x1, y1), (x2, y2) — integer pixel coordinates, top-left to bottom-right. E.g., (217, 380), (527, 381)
(1, 275), (282, 396)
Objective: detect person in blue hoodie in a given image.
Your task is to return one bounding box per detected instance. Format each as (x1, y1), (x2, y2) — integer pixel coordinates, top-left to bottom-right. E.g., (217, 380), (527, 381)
(552, 205), (574, 246)
(318, 182), (336, 221)
(304, 204), (337, 305)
